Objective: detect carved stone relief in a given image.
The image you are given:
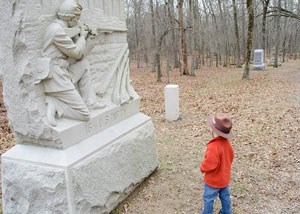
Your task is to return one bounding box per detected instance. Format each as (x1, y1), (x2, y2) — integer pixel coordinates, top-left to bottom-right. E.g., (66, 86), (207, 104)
(1, 0), (136, 147)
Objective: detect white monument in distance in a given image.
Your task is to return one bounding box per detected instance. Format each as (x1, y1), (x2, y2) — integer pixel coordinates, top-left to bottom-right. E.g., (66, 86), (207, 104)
(252, 49), (265, 70)
(165, 84), (180, 121)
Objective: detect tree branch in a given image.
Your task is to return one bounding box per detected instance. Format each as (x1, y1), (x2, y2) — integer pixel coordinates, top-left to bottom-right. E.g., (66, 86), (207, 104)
(263, 7), (300, 20)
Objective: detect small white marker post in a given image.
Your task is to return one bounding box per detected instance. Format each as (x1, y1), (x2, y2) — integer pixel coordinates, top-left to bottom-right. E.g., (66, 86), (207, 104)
(165, 84), (179, 121)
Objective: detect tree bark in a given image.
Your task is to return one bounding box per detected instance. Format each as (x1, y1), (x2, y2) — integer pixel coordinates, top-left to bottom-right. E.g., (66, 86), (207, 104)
(207, 0), (221, 67)
(190, 0), (197, 76)
(150, 0), (157, 73)
(243, 0), (254, 79)
(241, 1), (246, 64)
(232, 0), (241, 67)
(218, 0), (227, 67)
(274, 0), (281, 68)
(133, 0), (140, 68)
(177, 0), (189, 75)
(261, 0), (270, 62)
(169, 0), (180, 68)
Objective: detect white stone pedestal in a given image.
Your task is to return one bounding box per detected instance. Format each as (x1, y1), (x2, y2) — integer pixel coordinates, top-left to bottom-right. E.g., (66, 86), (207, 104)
(1, 113), (159, 214)
(253, 49), (265, 70)
(164, 84), (180, 121)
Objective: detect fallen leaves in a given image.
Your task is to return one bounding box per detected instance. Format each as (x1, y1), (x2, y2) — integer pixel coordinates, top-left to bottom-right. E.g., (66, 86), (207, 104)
(116, 60), (300, 213)
(1, 60), (300, 213)
(0, 82), (15, 154)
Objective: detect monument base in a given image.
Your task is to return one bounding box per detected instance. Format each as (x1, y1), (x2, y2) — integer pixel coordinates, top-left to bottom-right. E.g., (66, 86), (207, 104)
(1, 113), (159, 214)
(252, 63), (265, 70)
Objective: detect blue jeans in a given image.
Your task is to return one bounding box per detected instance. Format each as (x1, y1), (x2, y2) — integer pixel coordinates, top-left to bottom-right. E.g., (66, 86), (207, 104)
(201, 184), (232, 214)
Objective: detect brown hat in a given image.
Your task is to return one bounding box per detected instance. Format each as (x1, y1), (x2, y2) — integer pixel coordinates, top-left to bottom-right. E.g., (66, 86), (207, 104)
(207, 113), (233, 139)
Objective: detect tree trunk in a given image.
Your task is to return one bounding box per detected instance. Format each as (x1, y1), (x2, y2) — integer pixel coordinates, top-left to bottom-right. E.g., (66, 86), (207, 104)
(241, 1), (246, 64)
(165, 0), (171, 82)
(232, 0), (241, 67)
(177, 0), (189, 75)
(157, 30), (172, 82)
(243, 0), (254, 79)
(133, 0), (140, 68)
(261, 0), (270, 62)
(281, 0), (288, 63)
(217, 0), (227, 67)
(274, 0), (281, 68)
(190, 0), (197, 76)
(207, 0), (221, 68)
(155, 0), (162, 81)
(168, 0), (180, 68)
(150, 0), (157, 73)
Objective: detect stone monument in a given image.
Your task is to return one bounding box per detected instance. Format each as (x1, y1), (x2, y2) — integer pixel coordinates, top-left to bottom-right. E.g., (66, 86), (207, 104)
(165, 85), (180, 121)
(252, 49), (265, 70)
(0, 0), (159, 213)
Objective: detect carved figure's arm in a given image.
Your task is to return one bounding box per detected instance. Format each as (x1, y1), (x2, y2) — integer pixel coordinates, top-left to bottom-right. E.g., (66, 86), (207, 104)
(64, 25), (127, 38)
(53, 26), (86, 60)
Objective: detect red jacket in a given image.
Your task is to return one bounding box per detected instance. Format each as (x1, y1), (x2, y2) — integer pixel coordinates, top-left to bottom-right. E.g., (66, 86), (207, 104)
(200, 136), (234, 188)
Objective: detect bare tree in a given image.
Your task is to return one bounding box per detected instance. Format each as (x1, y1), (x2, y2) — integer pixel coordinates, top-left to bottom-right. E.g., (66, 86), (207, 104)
(232, 0), (241, 67)
(243, 0), (254, 79)
(125, 0), (300, 80)
(241, 0), (247, 63)
(206, 0), (221, 67)
(133, 0), (142, 68)
(261, 0), (270, 61)
(217, 0), (229, 67)
(168, 0), (180, 68)
(189, 0), (199, 76)
(150, 0), (158, 73)
(177, 0), (189, 75)
(274, 0), (281, 68)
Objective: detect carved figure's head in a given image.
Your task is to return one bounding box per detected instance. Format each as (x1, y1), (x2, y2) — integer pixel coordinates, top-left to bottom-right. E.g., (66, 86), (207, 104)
(57, 0), (83, 27)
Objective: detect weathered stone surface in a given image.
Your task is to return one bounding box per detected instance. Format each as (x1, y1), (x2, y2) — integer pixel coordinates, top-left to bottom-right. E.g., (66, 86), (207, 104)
(0, 0), (133, 147)
(2, 113), (159, 213)
(2, 160), (68, 214)
(1, 1), (158, 213)
(72, 121), (158, 213)
(17, 98), (140, 149)
(165, 85), (180, 121)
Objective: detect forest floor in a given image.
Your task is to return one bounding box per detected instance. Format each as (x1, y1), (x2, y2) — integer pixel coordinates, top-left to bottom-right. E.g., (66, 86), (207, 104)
(1, 60), (300, 213)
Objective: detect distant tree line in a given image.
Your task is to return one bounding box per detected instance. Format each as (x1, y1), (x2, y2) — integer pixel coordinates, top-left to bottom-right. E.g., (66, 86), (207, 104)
(125, 0), (300, 80)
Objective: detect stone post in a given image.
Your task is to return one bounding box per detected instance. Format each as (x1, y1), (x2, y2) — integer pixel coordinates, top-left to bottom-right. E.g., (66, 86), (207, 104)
(165, 84), (180, 121)
(252, 49), (265, 70)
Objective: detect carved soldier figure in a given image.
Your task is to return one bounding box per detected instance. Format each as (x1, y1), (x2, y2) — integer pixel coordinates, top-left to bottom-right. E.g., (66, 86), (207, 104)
(41, 0), (105, 126)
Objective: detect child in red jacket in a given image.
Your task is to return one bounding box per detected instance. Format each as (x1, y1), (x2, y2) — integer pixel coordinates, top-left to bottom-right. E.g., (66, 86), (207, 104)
(200, 113), (234, 214)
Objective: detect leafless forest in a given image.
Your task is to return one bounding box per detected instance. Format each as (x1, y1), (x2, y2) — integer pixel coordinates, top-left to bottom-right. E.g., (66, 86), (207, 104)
(1, 0), (300, 213)
(125, 0), (300, 80)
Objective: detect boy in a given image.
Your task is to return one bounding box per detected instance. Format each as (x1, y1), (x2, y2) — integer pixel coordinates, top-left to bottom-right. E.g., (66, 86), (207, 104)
(200, 113), (234, 214)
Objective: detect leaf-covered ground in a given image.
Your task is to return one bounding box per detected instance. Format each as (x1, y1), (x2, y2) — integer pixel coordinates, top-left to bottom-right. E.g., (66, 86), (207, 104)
(1, 60), (300, 213)
(0, 82), (14, 153)
(113, 60), (300, 214)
